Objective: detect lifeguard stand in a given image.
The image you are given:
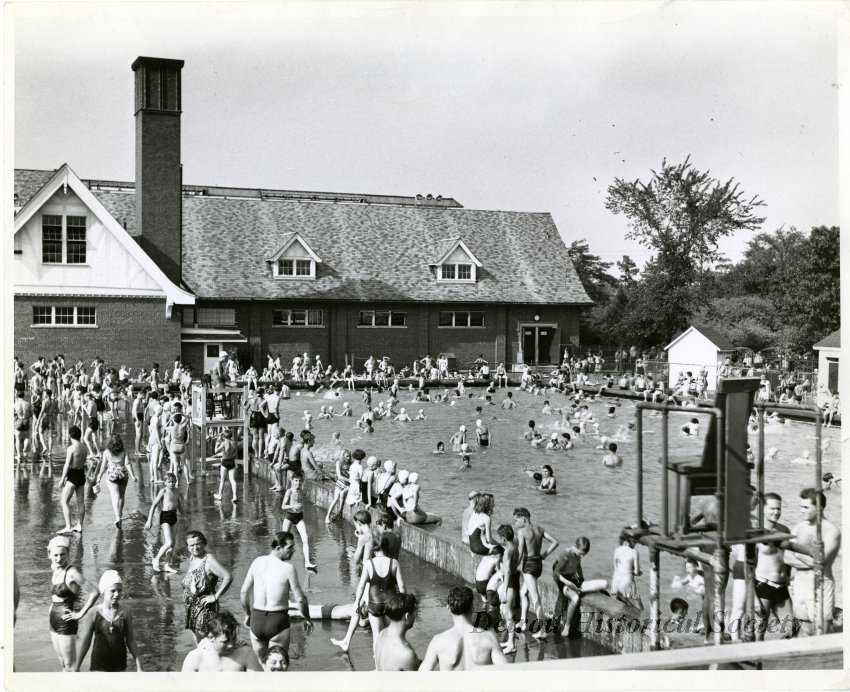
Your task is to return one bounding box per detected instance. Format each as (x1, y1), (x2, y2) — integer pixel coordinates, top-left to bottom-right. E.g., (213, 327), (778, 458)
(625, 377), (828, 649)
(190, 384), (251, 476)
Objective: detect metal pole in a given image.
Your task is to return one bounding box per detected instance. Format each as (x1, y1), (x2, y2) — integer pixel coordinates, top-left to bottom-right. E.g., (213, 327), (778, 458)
(814, 408), (824, 636)
(636, 407), (643, 528)
(649, 547), (660, 650)
(661, 408), (669, 537)
(714, 407), (726, 647)
(713, 548), (728, 647)
(743, 543), (757, 643)
(757, 408), (765, 530)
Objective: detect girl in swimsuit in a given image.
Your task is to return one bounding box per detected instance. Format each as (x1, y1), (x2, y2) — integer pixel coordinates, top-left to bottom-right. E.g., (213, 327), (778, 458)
(281, 473), (317, 571)
(146, 473), (184, 572)
(467, 494), (497, 555)
(325, 449), (352, 523)
(331, 535), (405, 653)
(95, 433), (137, 527)
(401, 472), (441, 525)
(213, 430), (239, 503)
(75, 570), (142, 671)
(47, 535), (99, 671)
(181, 530), (232, 643)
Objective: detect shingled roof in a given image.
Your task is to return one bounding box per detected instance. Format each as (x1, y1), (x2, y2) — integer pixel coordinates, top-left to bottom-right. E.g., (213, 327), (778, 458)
(813, 329), (840, 349)
(15, 169), (593, 305)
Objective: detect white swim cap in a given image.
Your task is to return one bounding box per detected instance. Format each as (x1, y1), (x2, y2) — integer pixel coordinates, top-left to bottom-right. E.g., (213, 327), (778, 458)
(366, 455), (379, 467)
(408, 472), (419, 484)
(397, 470), (409, 483)
(99, 569), (123, 593)
(460, 425), (466, 432)
(802, 450), (810, 458)
(400, 408), (406, 413)
(551, 433), (558, 439)
(418, 409), (424, 413)
(343, 401), (350, 407)
(768, 447), (778, 457)
(48, 535), (70, 552)
(601, 436), (609, 445)
(476, 419), (482, 426)
(461, 443), (470, 452)
(384, 460), (396, 472)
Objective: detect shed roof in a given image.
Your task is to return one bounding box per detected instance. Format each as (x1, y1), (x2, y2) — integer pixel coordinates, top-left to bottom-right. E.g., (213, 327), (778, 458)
(813, 328), (840, 349)
(666, 324), (737, 352)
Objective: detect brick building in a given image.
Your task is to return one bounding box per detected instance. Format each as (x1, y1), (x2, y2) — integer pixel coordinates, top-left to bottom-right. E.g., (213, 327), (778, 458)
(14, 57), (591, 374)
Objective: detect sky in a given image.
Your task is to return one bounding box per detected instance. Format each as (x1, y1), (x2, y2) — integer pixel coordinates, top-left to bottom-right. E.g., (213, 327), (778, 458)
(9, 1), (844, 270)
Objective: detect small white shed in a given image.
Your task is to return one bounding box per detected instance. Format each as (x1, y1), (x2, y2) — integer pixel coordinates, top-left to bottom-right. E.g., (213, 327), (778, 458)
(665, 325), (737, 392)
(813, 328), (839, 395)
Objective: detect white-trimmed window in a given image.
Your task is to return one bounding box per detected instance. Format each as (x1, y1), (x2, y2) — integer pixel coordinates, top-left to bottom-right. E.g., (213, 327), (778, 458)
(439, 263), (474, 282)
(273, 309), (324, 327)
(197, 308), (236, 327)
(42, 214), (87, 264)
(277, 259), (313, 278)
(438, 311), (484, 327)
(358, 310), (407, 327)
(32, 306), (97, 327)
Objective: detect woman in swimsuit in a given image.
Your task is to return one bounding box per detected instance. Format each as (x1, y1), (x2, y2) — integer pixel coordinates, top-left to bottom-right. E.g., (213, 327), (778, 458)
(325, 448), (352, 523)
(95, 433), (137, 528)
(467, 493), (497, 555)
(181, 530), (233, 643)
(401, 472), (441, 525)
(331, 535), (405, 653)
(47, 535), (99, 671)
(375, 459), (398, 521)
(299, 432), (327, 482)
(75, 570), (142, 671)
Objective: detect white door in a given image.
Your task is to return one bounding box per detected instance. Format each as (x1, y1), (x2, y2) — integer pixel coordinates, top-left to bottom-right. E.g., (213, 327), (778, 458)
(204, 343), (223, 377)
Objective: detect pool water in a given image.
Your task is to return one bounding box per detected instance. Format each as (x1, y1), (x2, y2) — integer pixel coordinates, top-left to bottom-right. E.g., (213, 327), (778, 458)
(295, 387), (842, 615)
(13, 459), (606, 672)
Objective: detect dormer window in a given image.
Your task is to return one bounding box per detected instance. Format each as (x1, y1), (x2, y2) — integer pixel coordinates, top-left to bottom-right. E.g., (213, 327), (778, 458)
(441, 263), (473, 281)
(432, 239), (482, 284)
(278, 259), (312, 277)
(266, 232), (322, 280)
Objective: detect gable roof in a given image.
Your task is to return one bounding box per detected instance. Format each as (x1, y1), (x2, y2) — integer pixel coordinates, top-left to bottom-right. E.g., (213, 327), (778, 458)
(15, 170), (592, 305)
(264, 232), (323, 263)
(429, 238), (483, 267)
(13, 165), (195, 311)
(666, 324), (737, 352)
(813, 328), (840, 349)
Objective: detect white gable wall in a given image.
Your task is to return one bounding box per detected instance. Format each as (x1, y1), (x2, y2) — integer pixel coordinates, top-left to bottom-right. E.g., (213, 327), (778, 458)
(281, 240), (310, 259)
(816, 346), (840, 395)
(445, 246), (473, 263)
(14, 188), (163, 295)
(667, 330), (721, 391)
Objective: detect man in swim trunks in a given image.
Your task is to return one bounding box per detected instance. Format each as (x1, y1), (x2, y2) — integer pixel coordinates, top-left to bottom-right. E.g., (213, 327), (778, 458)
(514, 507), (559, 640)
(784, 488), (841, 635)
(181, 610), (262, 671)
(58, 425), (88, 534)
(419, 586), (507, 670)
(376, 592), (420, 671)
(240, 531), (313, 662)
(754, 492), (793, 640)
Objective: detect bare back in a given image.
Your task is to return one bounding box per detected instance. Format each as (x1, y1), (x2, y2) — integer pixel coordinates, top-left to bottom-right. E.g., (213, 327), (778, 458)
(249, 555), (296, 610)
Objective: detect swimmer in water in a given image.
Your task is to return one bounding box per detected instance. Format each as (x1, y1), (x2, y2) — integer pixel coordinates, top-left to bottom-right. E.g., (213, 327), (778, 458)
(602, 443), (623, 467)
(766, 447), (779, 461)
(681, 417), (700, 436)
(790, 450), (813, 465)
(537, 465), (557, 494)
(459, 443), (471, 468)
(415, 409), (427, 421)
(433, 442), (445, 455)
(595, 435), (610, 450)
(394, 408), (412, 422)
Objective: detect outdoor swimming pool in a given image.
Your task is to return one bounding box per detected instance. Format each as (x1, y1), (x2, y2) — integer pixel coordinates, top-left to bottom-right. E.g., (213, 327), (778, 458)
(297, 387), (843, 616)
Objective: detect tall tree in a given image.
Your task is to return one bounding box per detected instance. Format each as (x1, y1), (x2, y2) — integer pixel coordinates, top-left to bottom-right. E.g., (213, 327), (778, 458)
(566, 239), (618, 304)
(605, 157), (766, 343)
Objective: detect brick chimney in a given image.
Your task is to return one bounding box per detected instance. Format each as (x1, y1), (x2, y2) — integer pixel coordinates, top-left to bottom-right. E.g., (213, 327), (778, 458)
(132, 57), (184, 284)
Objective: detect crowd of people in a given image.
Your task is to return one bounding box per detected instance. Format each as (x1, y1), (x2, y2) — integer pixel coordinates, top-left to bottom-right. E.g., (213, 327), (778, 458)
(13, 349), (842, 673)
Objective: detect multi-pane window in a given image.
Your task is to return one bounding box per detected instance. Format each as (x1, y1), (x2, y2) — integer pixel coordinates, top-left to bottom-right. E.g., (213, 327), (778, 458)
(358, 310), (407, 327)
(273, 309), (324, 326)
(277, 259), (313, 277)
(197, 308), (236, 327)
(438, 311), (485, 327)
(42, 215), (87, 264)
(31, 306), (97, 326)
(439, 263), (474, 281)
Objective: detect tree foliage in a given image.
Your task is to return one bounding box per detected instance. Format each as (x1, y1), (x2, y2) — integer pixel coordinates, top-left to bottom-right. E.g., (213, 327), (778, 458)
(566, 239), (618, 304)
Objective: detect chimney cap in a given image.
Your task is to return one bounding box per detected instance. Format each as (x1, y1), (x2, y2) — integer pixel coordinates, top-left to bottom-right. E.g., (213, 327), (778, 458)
(132, 56), (185, 71)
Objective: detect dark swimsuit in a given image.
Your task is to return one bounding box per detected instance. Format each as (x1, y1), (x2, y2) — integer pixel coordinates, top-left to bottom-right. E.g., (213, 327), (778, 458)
(468, 526), (490, 556)
(250, 609), (290, 640)
(67, 467), (87, 488)
(221, 459), (236, 471)
(284, 510), (304, 524)
(50, 568), (78, 635)
(367, 558), (397, 616)
(475, 579), (490, 596)
(160, 509), (177, 526)
(90, 610), (128, 671)
(523, 555), (544, 578)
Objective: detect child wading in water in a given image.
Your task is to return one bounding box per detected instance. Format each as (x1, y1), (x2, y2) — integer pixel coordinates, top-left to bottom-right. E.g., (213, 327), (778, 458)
(146, 473), (184, 572)
(75, 570), (142, 671)
(610, 531), (642, 608)
(213, 430), (239, 503)
(281, 472), (318, 572)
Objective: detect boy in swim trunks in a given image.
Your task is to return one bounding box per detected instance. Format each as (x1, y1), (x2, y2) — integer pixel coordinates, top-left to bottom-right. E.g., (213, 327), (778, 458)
(58, 425), (89, 534)
(214, 429), (239, 502)
(181, 610), (262, 671)
(281, 473), (317, 572)
(494, 525), (520, 653)
(146, 473), (184, 572)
